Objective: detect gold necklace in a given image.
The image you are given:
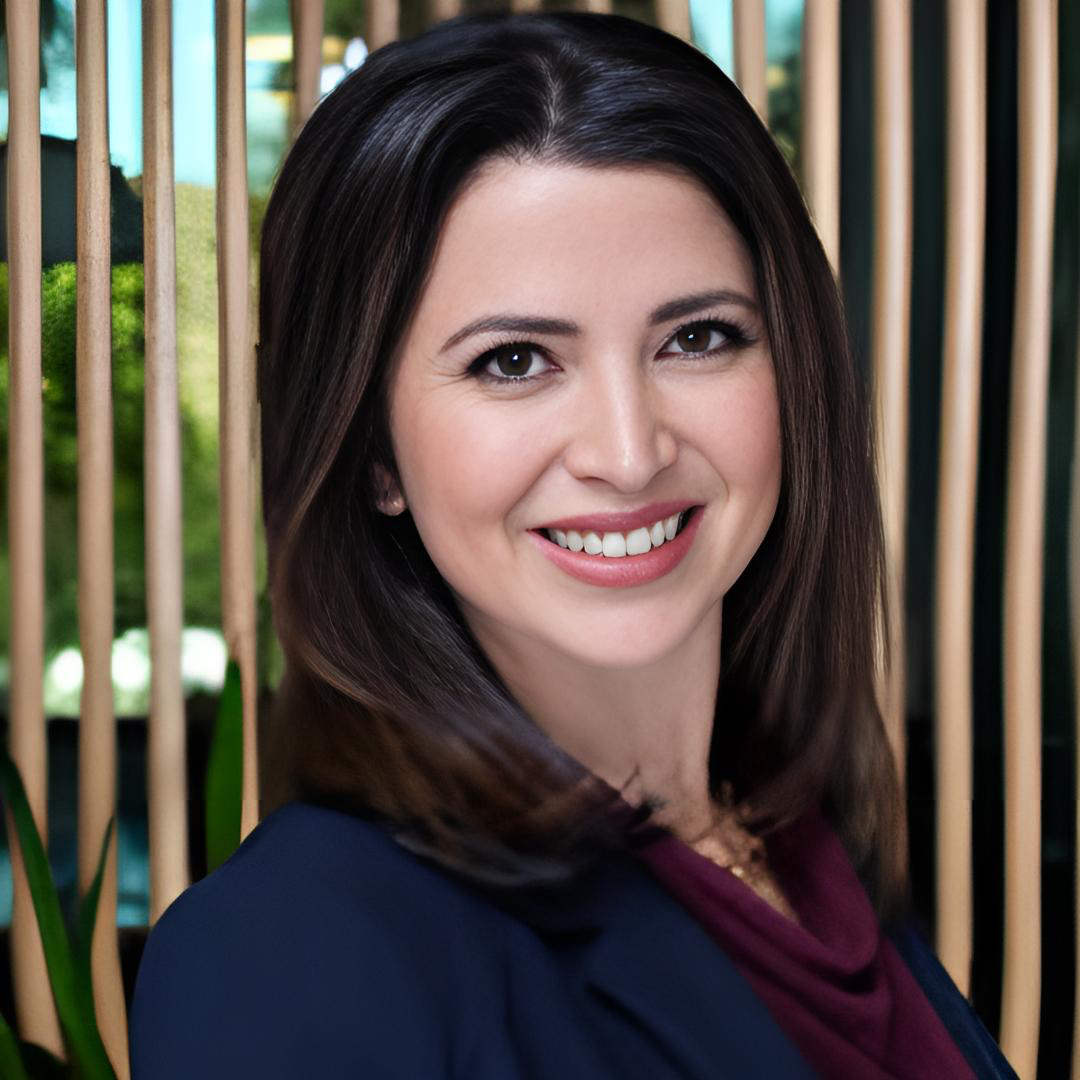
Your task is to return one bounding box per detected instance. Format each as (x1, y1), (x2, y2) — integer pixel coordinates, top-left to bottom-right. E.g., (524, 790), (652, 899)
(686, 784), (766, 878)
(687, 783), (801, 925)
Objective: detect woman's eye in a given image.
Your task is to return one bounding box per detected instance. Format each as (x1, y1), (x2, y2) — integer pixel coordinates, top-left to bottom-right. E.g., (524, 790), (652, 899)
(466, 318), (751, 387)
(482, 343), (550, 383)
(663, 321), (730, 355)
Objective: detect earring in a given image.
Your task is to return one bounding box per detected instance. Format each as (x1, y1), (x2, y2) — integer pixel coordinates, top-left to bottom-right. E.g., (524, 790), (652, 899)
(378, 488), (407, 516)
(372, 464), (406, 516)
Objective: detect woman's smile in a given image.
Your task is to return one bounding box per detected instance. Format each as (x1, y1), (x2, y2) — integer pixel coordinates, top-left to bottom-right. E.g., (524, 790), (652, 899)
(526, 503), (707, 588)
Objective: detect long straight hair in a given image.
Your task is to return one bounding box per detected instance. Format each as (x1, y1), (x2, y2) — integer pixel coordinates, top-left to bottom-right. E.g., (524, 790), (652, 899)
(257, 11), (909, 924)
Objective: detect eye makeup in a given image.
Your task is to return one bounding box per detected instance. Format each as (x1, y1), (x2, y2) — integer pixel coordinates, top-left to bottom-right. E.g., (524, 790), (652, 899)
(462, 315), (758, 388)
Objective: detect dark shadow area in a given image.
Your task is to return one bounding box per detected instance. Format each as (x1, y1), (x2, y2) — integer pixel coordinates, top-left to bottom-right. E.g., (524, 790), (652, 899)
(0, 136), (143, 267)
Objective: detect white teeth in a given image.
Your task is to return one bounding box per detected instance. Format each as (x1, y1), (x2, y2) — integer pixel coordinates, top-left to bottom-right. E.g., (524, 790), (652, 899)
(545, 510), (692, 557)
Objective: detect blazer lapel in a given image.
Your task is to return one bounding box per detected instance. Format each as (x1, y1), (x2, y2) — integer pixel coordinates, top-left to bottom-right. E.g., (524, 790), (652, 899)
(490, 848), (822, 1079)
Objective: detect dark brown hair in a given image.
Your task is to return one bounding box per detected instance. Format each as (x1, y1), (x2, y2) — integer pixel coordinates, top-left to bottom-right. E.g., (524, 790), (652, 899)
(257, 11), (909, 924)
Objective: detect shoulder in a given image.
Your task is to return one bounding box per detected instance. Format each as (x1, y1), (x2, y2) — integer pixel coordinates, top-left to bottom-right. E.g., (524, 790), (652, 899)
(129, 801), (507, 1079)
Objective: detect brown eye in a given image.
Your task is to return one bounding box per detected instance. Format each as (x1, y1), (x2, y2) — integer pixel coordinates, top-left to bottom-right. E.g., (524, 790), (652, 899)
(672, 323), (720, 353)
(490, 344), (544, 379)
(465, 339), (552, 386)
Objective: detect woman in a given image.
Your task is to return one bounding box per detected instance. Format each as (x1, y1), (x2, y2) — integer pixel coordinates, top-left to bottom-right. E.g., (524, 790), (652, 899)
(129, 11), (1016, 1078)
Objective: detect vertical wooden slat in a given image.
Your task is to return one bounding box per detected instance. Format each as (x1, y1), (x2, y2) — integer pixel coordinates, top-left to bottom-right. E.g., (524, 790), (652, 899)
(510, 0), (543, 11)
(733, 0), (767, 123)
(5, 0), (63, 1056)
(74, 2), (129, 1074)
(216, 0), (260, 838)
(431, 0), (463, 20)
(655, 0), (691, 42)
(582, 0), (614, 12)
(289, 0), (323, 141)
(934, 0), (985, 1001)
(999, 1), (1056, 1073)
(870, 0), (912, 790)
(801, 0), (840, 272)
(143, 0), (190, 924)
(1072, 155), (1080, 1080)
(368, 0), (400, 51)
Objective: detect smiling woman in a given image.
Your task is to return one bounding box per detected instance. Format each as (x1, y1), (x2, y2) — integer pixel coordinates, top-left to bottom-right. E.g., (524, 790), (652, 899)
(128, 10), (1016, 1080)
(380, 160), (783, 717)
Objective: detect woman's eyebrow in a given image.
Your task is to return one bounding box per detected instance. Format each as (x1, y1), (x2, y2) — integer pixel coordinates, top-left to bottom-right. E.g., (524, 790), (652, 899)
(438, 288), (760, 355)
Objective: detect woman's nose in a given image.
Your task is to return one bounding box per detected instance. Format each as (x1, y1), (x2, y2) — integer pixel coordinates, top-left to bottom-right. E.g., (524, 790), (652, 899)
(560, 361), (678, 491)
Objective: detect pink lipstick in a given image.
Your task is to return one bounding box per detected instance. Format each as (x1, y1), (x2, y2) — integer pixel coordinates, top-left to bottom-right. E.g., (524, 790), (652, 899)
(526, 505), (704, 588)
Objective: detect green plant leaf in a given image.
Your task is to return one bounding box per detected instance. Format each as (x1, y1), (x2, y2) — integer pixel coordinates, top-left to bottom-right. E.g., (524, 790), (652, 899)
(205, 657), (244, 873)
(74, 816), (116, 1037)
(0, 745), (116, 1079)
(0, 1010), (31, 1080)
(15, 1038), (72, 1079)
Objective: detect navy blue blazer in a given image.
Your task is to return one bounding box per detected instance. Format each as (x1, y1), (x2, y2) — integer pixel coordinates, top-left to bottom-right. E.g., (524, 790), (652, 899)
(129, 800), (1017, 1078)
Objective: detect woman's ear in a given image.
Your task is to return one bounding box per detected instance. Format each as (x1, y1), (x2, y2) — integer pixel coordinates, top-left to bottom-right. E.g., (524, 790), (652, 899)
(371, 463), (407, 516)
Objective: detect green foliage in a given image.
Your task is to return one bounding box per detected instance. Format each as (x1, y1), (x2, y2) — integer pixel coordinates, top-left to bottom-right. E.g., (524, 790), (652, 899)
(0, 654), (252, 1076)
(246, 0), (293, 36)
(110, 265), (153, 633)
(0, 0), (70, 93)
(0, 1012), (33, 1080)
(10, 1039), (70, 1079)
(0, 263), (149, 652)
(0, 180), (285, 707)
(768, 51), (802, 179)
(205, 658), (244, 873)
(0, 1028), (73, 1079)
(0, 744), (117, 1079)
(173, 183), (225, 632)
(324, 0), (366, 41)
(0, 241), (228, 664)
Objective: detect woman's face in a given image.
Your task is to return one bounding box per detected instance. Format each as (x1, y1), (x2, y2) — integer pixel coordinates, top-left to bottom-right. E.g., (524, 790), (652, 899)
(382, 161), (781, 672)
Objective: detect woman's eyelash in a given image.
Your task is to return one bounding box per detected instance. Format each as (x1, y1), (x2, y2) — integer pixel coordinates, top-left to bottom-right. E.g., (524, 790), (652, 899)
(463, 317), (756, 387)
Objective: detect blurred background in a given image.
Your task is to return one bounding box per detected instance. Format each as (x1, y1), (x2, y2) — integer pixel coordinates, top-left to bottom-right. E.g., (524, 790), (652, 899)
(0, 0), (1076, 1077)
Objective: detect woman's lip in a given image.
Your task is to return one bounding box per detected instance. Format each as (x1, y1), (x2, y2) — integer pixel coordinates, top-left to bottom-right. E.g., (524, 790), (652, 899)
(535, 499), (699, 535)
(526, 505), (704, 588)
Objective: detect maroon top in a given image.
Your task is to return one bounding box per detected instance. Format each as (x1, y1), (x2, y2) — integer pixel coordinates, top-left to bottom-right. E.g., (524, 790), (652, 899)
(629, 803), (976, 1080)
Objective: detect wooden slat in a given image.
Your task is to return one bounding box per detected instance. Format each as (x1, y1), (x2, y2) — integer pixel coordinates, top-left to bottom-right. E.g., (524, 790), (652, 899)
(1072, 151), (1080, 1080)
(870, 0), (912, 790)
(368, 0), (400, 51)
(934, 0), (985, 1001)
(143, 0), (190, 924)
(74, 1), (128, 1074)
(733, 0), (767, 123)
(655, 0), (691, 42)
(581, 0), (614, 12)
(801, 0), (840, 272)
(5, 0), (63, 1056)
(431, 0), (463, 20)
(999, 0), (1056, 1073)
(216, 0), (260, 838)
(510, 0), (543, 11)
(289, 0), (324, 141)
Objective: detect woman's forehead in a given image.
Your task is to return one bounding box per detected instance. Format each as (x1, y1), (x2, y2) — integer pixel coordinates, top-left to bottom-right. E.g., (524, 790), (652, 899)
(409, 161), (756, 335)
(445, 158), (740, 248)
